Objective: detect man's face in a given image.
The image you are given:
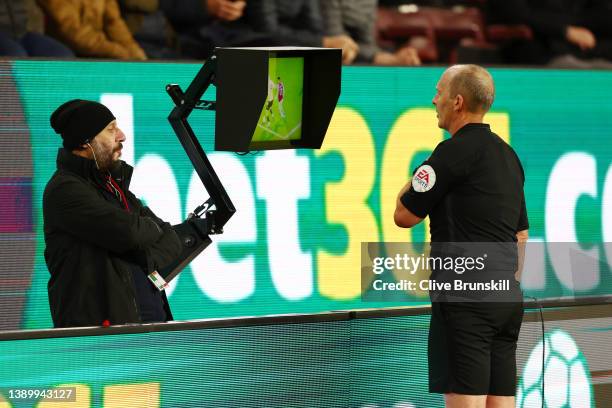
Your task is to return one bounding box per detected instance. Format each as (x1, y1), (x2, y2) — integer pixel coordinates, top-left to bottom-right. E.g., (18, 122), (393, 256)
(432, 72), (455, 131)
(90, 120), (125, 171)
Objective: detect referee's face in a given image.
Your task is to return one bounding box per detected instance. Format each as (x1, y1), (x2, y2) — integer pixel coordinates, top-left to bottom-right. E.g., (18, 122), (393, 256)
(432, 72), (453, 131)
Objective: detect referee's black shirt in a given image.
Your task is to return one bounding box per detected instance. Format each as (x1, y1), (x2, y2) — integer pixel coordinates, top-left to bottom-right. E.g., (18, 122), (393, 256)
(401, 123), (528, 242)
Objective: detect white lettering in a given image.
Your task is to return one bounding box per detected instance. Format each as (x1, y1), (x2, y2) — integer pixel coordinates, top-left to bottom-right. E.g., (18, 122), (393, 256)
(187, 153), (256, 302)
(100, 94), (134, 166)
(256, 150), (312, 300)
(419, 280), (451, 291)
(545, 153), (599, 290)
(602, 164), (612, 269)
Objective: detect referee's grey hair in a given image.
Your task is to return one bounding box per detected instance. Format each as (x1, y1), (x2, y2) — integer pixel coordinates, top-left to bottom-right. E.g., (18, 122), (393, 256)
(447, 65), (495, 113)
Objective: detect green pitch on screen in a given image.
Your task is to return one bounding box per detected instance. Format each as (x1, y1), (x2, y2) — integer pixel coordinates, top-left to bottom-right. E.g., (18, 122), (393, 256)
(252, 57), (303, 142)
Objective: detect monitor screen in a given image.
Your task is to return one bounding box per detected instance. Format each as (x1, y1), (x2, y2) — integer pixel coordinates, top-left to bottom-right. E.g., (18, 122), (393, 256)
(251, 57), (304, 146)
(214, 47), (340, 152)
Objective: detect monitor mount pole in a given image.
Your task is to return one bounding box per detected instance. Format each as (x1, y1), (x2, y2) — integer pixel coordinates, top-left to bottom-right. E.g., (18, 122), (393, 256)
(159, 54), (236, 282)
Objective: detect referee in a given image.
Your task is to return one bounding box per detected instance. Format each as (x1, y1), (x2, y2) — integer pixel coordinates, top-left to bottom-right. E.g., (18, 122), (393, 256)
(394, 65), (528, 408)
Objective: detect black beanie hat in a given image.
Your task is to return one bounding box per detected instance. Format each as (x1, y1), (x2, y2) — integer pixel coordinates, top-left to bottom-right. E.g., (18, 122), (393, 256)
(50, 99), (116, 150)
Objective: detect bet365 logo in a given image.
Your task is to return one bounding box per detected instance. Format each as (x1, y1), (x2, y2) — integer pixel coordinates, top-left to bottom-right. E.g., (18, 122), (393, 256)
(100, 93), (612, 301)
(517, 329), (593, 408)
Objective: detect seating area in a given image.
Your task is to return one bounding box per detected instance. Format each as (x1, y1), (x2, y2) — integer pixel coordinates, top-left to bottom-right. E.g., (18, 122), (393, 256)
(376, 3), (533, 64)
(1, 0), (610, 68)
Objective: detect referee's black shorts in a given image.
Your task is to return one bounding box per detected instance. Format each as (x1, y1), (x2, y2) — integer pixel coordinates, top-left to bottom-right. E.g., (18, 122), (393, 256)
(428, 300), (524, 395)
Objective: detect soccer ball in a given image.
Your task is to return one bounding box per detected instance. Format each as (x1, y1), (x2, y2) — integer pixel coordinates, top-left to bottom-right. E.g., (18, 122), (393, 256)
(516, 329), (593, 408)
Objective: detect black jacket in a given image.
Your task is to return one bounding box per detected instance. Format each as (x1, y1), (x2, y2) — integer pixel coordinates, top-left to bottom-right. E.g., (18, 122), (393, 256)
(43, 149), (182, 328)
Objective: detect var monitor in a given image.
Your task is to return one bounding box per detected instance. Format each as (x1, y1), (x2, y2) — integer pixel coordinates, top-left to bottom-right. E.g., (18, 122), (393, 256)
(214, 47), (341, 151)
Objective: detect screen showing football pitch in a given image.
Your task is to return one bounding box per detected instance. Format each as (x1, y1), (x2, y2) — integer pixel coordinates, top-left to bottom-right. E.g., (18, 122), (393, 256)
(252, 57), (304, 144)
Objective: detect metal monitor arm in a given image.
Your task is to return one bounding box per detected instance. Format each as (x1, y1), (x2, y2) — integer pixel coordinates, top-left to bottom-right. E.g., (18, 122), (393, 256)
(166, 54), (235, 232)
(158, 54), (235, 282)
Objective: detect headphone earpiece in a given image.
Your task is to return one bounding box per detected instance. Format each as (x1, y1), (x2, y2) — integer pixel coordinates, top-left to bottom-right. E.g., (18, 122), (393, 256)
(85, 142), (100, 170)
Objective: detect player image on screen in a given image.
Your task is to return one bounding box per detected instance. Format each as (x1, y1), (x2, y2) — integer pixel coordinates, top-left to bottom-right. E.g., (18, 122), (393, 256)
(277, 76), (285, 119)
(263, 77), (275, 126)
(252, 57), (303, 143)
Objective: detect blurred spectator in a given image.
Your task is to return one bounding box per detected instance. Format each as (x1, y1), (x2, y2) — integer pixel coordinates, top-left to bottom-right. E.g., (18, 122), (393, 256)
(0, 0), (73, 57)
(245, 0), (359, 64)
(379, 0), (445, 5)
(488, 0), (612, 68)
(205, 0), (245, 21)
(38, 0), (147, 60)
(163, 0), (275, 60)
(320, 0), (421, 65)
(119, 0), (180, 59)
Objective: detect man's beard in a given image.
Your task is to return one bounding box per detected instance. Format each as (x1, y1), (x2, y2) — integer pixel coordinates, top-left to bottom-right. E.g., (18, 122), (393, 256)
(91, 142), (121, 172)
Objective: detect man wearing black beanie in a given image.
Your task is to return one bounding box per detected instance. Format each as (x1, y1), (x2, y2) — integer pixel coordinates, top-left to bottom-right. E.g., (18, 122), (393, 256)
(43, 99), (182, 328)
